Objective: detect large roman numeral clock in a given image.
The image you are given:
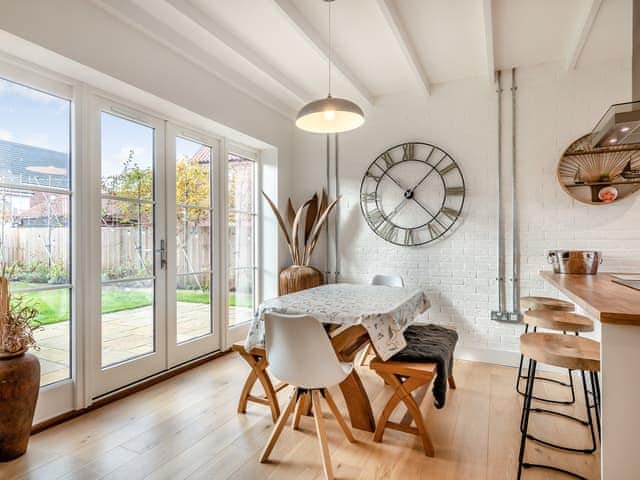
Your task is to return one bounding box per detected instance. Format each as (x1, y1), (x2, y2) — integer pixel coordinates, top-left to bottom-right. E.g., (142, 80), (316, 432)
(360, 142), (465, 246)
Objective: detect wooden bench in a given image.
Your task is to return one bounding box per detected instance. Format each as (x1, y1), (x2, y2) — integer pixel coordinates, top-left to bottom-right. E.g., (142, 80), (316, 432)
(369, 357), (456, 456)
(231, 342), (287, 422)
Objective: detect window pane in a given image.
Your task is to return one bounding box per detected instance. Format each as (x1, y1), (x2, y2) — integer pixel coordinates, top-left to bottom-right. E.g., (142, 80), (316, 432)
(101, 198), (153, 280)
(101, 112), (153, 201)
(0, 77), (71, 190)
(0, 190), (70, 285)
(228, 153), (254, 212)
(176, 207), (210, 274)
(228, 213), (254, 270)
(13, 288), (71, 386)
(228, 268), (254, 326)
(102, 279), (154, 367)
(177, 272), (211, 342)
(176, 137), (210, 208)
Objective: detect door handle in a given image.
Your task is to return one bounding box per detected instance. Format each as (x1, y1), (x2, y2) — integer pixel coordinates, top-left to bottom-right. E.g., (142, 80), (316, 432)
(156, 239), (167, 270)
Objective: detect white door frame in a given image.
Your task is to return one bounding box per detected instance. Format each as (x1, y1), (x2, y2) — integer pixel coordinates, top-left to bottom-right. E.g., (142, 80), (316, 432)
(88, 96), (167, 398)
(165, 123), (222, 367)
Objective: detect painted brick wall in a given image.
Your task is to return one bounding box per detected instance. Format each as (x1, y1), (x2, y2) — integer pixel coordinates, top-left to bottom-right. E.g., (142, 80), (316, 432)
(292, 59), (635, 366)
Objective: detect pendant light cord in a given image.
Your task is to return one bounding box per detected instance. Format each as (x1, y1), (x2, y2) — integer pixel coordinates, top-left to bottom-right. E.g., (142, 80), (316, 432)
(328, 0), (332, 97)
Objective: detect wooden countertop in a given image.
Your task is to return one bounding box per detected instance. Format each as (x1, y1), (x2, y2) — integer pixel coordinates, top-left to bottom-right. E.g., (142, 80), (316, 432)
(540, 271), (640, 326)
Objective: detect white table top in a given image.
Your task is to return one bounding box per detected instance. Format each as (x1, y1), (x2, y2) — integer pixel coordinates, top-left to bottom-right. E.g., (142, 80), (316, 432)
(245, 283), (430, 361)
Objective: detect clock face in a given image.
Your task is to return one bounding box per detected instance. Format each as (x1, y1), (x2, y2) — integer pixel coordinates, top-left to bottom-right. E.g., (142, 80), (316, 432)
(360, 142), (465, 246)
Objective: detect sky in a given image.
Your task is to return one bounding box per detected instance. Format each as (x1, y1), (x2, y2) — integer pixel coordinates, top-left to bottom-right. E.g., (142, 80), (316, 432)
(0, 76), (206, 181)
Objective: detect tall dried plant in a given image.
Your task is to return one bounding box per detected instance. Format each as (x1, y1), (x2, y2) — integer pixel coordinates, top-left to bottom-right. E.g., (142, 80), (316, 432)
(0, 265), (40, 355)
(263, 190), (339, 266)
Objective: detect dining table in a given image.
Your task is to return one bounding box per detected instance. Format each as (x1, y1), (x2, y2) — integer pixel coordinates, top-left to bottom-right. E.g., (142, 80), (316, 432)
(245, 283), (431, 432)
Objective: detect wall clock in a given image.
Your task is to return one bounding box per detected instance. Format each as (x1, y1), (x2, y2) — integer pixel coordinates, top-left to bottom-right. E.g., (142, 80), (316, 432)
(360, 142), (465, 246)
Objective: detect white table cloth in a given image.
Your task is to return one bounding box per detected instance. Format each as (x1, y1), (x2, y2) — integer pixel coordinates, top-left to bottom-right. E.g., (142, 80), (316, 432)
(245, 283), (430, 361)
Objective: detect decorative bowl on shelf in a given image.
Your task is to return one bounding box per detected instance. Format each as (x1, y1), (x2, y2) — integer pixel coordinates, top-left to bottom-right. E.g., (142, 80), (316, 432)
(598, 186), (618, 203)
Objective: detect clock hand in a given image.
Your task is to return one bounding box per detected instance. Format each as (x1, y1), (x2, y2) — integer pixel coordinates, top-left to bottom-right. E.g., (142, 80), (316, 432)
(380, 170), (447, 229)
(407, 155), (448, 194)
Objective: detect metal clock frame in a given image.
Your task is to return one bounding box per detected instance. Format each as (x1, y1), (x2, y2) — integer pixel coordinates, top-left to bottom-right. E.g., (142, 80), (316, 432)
(359, 142), (466, 247)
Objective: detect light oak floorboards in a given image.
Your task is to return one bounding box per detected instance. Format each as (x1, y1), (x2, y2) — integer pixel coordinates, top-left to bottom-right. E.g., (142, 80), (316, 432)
(0, 355), (600, 479)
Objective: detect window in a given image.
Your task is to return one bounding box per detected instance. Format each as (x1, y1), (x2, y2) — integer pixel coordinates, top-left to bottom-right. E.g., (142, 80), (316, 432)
(227, 151), (257, 326)
(0, 76), (72, 386)
(100, 111), (155, 367)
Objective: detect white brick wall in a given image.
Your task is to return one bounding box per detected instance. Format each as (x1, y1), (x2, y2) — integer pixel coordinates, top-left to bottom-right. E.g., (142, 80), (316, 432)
(292, 59), (635, 366)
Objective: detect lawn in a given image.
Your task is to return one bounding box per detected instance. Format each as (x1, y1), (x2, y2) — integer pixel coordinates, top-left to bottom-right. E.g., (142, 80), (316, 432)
(12, 282), (253, 325)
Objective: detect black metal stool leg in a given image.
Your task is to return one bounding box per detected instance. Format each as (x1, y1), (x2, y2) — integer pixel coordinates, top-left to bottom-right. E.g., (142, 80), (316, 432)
(517, 325), (577, 405)
(590, 371), (601, 440)
(520, 360), (591, 480)
(525, 369), (597, 454)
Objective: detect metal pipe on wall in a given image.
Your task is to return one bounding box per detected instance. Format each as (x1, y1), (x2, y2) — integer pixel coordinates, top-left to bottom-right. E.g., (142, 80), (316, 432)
(491, 70), (509, 322)
(496, 70), (506, 313)
(510, 67), (520, 316)
(325, 133), (331, 283)
(334, 133), (340, 283)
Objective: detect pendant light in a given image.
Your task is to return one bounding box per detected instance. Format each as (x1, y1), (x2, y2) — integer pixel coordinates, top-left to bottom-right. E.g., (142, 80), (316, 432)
(295, 0), (365, 134)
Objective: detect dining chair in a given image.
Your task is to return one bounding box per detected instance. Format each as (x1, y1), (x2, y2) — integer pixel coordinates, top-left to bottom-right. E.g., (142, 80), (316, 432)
(259, 312), (355, 480)
(370, 274), (405, 288)
(360, 274), (406, 366)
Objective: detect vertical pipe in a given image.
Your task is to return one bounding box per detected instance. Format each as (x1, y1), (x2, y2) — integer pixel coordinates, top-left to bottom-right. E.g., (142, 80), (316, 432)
(496, 70), (505, 314)
(334, 133), (340, 283)
(511, 67), (520, 314)
(325, 134), (331, 283)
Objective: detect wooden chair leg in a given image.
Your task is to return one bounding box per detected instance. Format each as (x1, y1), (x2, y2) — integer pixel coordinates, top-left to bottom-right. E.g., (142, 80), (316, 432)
(253, 358), (280, 422)
(237, 368), (258, 414)
(373, 373), (406, 443)
(359, 344), (373, 367)
(260, 388), (298, 463)
(323, 389), (355, 443)
(400, 383), (435, 457)
(292, 391), (307, 430)
(448, 375), (456, 389)
(311, 390), (334, 480)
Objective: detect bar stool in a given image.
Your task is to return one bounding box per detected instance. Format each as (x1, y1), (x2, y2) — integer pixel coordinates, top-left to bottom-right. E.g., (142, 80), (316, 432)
(518, 332), (601, 480)
(517, 296), (589, 405)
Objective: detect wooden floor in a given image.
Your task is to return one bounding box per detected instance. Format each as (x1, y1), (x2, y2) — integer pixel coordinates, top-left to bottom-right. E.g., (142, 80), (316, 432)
(0, 354), (600, 480)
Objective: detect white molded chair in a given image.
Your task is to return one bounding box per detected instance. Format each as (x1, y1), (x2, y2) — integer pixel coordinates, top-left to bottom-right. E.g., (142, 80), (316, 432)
(259, 313), (355, 480)
(370, 274), (405, 287)
(360, 274), (405, 366)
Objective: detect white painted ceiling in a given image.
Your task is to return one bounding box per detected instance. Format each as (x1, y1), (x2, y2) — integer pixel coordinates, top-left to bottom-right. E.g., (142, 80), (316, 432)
(93, 0), (631, 117)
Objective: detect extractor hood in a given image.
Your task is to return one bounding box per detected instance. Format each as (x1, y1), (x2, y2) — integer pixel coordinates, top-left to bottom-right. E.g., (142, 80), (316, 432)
(590, 0), (640, 148)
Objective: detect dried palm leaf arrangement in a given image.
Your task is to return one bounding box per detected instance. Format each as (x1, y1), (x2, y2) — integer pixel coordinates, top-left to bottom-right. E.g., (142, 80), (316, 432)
(0, 266), (40, 357)
(263, 190), (339, 266)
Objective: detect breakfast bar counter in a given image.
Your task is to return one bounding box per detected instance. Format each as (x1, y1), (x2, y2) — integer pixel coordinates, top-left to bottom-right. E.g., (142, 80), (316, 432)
(540, 271), (640, 480)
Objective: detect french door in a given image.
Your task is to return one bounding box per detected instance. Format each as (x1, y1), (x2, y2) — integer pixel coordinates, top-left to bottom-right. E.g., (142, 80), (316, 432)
(90, 100), (221, 398)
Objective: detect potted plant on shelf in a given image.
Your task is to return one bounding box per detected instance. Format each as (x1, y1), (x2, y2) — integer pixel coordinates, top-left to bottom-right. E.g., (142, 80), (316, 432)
(263, 190), (339, 295)
(0, 266), (41, 461)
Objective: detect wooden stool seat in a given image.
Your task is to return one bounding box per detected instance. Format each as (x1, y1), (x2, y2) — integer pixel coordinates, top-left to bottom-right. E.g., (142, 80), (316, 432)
(231, 342), (287, 422)
(370, 358), (451, 457)
(520, 333), (600, 372)
(524, 310), (594, 333)
(520, 296), (574, 312)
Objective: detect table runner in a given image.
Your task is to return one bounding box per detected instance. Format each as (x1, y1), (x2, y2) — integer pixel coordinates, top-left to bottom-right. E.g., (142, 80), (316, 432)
(244, 283), (430, 361)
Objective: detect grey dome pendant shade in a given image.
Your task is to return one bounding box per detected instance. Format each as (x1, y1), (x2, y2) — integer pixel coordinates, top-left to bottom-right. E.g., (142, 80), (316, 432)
(295, 95), (365, 133)
(295, 0), (365, 134)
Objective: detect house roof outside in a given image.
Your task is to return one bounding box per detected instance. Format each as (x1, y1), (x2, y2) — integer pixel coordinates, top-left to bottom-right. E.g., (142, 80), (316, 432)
(0, 139), (69, 190)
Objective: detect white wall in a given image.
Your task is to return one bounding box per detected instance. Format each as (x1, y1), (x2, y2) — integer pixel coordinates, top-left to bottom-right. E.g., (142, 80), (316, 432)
(293, 59), (635, 365)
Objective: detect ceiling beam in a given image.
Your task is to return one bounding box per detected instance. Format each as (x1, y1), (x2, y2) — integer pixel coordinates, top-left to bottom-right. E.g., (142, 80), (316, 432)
(163, 0), (311, 103)
(271, 0), (374, 107)
(375, 0), (430, 96)
(566, 0), (602, 70)
(91, 0), (296, 118)
(481, 0), (496, 84)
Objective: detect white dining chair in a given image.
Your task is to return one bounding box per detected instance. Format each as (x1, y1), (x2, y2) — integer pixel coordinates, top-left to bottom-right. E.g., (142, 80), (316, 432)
(360, 274), (406, 366)
(370, 274), (405, 287)
(259, 312), (355, 480)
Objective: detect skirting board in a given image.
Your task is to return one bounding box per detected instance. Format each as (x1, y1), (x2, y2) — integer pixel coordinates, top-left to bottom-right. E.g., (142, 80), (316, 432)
(454, 345), (566, 373)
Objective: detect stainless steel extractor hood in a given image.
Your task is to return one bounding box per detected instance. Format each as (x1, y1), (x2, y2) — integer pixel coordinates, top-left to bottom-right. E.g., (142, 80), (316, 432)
(590, 0), (640, 148)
